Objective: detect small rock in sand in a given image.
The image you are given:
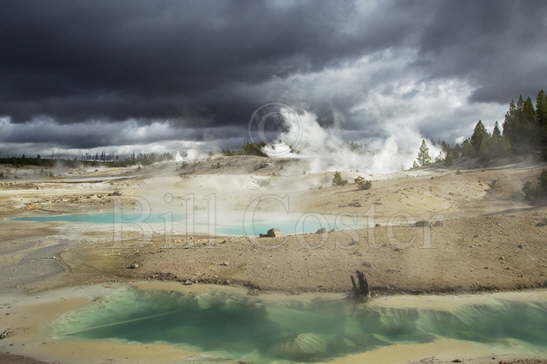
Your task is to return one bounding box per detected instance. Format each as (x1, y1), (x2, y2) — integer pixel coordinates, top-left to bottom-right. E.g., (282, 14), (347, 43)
(260, 228), (284, 238)
(0, 329), (10, 340)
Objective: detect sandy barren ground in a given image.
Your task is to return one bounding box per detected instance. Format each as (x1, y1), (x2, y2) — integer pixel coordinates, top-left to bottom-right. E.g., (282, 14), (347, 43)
(0, 157), (546, 363)
(0, 157), (546, 293)
(74, 210), (546, 294)
(410, 357), (547, 364)
(0, 353), (53, 364)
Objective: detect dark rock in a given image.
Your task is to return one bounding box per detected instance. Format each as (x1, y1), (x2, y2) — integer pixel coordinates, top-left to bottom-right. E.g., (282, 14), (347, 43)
(0, 329), (10, 339)
(414, 220), (431, 227)
(315, 228), (327, 234)
(259, 228), (284, 238)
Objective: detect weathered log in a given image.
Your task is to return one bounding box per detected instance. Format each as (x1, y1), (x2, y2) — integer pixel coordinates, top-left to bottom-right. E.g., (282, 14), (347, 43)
(350, 270), (370, 300)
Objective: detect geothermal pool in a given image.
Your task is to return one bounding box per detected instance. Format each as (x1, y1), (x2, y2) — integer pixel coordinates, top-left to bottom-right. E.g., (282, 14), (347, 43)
(11, 211), (364, 237)
(11, 212), (171, 224)
(53, 289), (547, 363)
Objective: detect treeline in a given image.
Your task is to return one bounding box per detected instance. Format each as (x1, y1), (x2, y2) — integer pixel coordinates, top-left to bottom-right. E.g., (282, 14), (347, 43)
(0, 152), (174, 168)
(222, 142), (268, 157)
(415, 89), (547, 168)
(455, 89), (547, 163)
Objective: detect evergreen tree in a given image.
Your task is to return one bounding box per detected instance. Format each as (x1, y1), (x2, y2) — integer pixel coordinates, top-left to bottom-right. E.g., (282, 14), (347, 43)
(536, 90), (547, 160)
(523, 97), (536, 125)
(470, 120), (489, 152)
(536, 90), (546, 126)
(503, 99), (517, 142)
(520, 97), (538, 149)
(479, 134), (510, 162)
(514, 95), (525, 146)
(517, 95), (524, 112)
(462, 138), (475, 157)
(417, 139), (432, 166)
(504, 95), (538, 151)
(492, 121), (502, 139)
(332, 171), (347, 186)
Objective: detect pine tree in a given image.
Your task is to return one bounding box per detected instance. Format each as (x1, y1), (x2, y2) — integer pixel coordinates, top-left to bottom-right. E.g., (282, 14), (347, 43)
(503, 99), (517, 142)
(537, 91), (547, 160)
(332, 171), (347, 186)
(417, 139), (432, 166)
(523, 97), (536, 125)
(536, 90), (546, 126)
(520, 97), (538, 149)
(515, 95), (525, 144)
(517, 95), (524, 111)
(462, 138), (474, 157)
(492, 121), (502, 139)
(470, 120), (489, 152)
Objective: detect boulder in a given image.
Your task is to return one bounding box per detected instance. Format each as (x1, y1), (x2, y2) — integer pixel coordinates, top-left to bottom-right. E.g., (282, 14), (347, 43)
(259, 228), (284, 238)
(414, 220), (431, 227)
(315, 228), (327, 234)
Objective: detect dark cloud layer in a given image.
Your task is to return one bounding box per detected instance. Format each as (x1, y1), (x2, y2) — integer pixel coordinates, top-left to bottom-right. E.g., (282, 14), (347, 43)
(1, 0), (375, 124)
(1, 0), (547, 151)
(417, 0), (547, 103)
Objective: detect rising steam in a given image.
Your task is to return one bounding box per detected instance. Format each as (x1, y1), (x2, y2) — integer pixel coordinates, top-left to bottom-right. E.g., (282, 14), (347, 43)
(261, 107), (443, 175)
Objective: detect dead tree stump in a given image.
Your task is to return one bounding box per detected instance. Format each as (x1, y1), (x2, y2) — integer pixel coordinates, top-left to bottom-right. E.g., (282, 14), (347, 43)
(350, 270), (370, 300)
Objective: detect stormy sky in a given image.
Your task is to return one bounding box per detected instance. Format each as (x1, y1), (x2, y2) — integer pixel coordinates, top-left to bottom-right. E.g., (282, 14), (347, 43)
(1, 0), (547, 156)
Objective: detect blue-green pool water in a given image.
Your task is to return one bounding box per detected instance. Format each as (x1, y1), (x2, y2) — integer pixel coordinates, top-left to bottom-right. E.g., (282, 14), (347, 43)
(11, 212), (173, 224)
(53, 289), (547, 363)
(11, 212), (362, 237)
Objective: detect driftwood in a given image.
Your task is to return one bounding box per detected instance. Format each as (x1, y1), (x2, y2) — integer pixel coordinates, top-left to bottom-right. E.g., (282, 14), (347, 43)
(350, 270), (370, 300)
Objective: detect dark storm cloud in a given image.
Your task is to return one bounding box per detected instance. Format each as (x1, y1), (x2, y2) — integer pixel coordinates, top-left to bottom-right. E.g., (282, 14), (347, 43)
(1, 0), (547, 152)
(416, 0), (547, 103)
(1, 0), (402, 124)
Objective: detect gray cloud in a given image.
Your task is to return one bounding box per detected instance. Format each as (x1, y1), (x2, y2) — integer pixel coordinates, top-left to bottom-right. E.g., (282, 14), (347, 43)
(1, 0), (546, 152)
